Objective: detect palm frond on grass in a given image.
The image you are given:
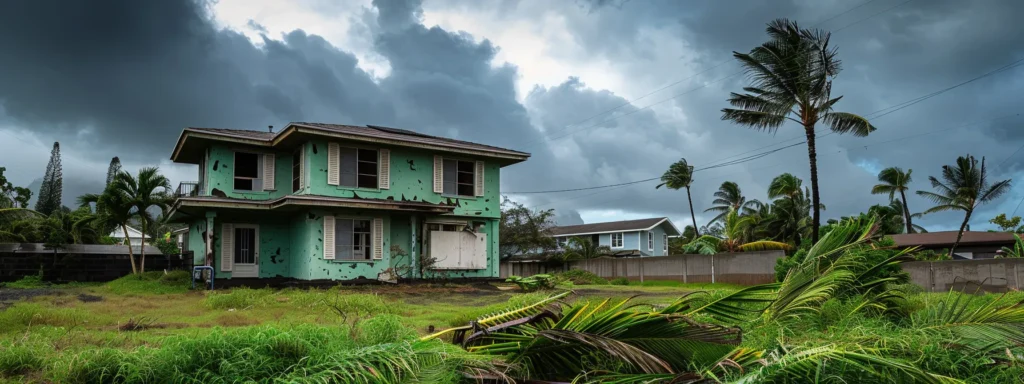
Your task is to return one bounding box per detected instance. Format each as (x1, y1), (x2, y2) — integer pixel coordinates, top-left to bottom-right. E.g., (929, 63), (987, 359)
(913, 280), (1024, 349)
(732, 345), (960, 384)
(420, 290), (571, 342)
(433, 294), (748, 381)
(661, 284), (781, 324)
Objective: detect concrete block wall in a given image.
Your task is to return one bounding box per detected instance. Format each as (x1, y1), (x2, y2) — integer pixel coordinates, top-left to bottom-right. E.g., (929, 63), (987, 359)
(902, 258), (1024, 293)
(500, 251), (784, 285)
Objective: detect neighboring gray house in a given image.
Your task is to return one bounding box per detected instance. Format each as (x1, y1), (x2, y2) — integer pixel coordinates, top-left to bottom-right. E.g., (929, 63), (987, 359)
(549, 217), (681, 257)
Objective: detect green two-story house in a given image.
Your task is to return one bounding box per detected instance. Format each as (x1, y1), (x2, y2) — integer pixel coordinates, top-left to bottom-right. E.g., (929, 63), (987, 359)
(167, 123), (529, 281)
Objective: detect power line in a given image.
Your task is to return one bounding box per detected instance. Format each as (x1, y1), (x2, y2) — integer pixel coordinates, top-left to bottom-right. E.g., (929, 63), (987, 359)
(833, 0), (913, 32)
(517, 0), (913, 151)
(864, 59), (1024, 120)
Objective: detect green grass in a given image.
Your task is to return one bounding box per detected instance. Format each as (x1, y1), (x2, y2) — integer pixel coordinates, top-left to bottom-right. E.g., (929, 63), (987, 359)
(12, 274), (1012, 382)
(104, 271), (192, 295)
(1, 275), (47, 289)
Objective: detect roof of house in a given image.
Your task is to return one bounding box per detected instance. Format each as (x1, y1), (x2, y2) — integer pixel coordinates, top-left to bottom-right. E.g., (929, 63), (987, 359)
(890, 231), (1018, 248)
(108, 226), (149, 239)
(173, 122), (530, 166)
(550, 217), (681, 237)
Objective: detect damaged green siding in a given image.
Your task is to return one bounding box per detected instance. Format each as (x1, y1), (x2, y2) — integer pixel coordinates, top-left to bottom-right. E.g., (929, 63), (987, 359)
(204, 145), (293, 199)
(301, 139), (501, 218)
(189, 137), (507, 281)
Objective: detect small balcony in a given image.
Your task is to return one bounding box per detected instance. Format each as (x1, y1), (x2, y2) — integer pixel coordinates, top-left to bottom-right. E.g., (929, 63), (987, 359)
(175, 182), (202, 198)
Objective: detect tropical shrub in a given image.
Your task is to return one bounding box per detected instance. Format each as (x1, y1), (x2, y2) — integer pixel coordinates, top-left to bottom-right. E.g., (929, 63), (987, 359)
(609, 277), (630, 286)
(555, 269), (607, 285)
(505, 274), (556, 291)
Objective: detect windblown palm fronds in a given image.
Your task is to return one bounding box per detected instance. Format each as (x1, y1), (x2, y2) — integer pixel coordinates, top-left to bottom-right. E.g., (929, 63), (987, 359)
(913, 280), (1024, 350)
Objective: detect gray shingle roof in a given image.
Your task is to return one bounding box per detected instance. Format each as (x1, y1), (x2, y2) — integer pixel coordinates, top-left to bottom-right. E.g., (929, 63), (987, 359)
(187, 127), (276, 140)
(293, 122), (529, 156)
(184, 123), (529, 157)
(550, 217), (670, 236)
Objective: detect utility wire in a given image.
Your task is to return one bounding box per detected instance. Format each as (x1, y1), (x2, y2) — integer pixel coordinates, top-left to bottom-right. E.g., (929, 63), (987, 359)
(517, 0), (912, 151)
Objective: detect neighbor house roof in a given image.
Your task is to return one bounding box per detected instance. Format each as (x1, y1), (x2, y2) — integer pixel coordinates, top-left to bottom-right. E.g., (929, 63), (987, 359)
(890, 231), (1018, 248)
(550, 217), (681, 237)
(172, 122), (530, 166)
(108, 225), (149, 239)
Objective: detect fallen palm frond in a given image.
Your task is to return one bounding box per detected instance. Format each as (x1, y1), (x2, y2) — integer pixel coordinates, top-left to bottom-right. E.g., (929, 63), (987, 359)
(662, 284), (780, 324)
(739, 240), (792, 252)
(731, 345), (961, 384)
(431, 292), (749, 382)
(913, 279), (1024, 349)
(419, 290), (571, 343)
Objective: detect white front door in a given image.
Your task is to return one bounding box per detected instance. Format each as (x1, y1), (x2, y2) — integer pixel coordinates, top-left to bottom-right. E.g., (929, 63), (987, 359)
(233, 225), (259, 278)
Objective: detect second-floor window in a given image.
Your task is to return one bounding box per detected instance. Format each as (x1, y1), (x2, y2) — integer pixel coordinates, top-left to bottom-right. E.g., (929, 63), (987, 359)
(648, 232), (653, 251)
(234, 152), (262, 191)
(340, 148), (378, 189)
(443, 159), (475, 197)
(663, 234), (668, 253)
(611, 232), (623, 248)
(556, 237), (567, 248)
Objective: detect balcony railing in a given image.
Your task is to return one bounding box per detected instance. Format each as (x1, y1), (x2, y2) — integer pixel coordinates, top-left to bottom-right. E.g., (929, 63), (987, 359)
(176, 182), (201, 198)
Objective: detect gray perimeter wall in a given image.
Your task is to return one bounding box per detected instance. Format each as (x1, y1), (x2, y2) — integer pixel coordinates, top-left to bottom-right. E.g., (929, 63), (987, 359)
(902, 258), (1024, 293)
(500, 251), (785, 286)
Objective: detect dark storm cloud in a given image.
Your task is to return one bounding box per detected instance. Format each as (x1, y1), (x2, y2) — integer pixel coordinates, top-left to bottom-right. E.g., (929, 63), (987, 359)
(0, 0), (549, 202)
(1, 0), (1021, 231)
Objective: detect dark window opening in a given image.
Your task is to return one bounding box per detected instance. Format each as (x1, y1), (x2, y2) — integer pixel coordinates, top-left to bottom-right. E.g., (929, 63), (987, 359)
(442, 159), (475, 197)
(234, 227), (256, 264)
(339, 148), (378, 189)
(234, 152), (261, 191)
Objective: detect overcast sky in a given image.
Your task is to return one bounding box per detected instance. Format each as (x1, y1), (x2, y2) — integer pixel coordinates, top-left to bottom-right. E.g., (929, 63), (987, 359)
(1, 0), (1022, 231)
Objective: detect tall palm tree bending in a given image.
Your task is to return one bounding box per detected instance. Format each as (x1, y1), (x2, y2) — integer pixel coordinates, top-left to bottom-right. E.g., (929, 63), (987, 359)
(721, 19), (877, 242)
(658, 158), (700, 237)
(917, 155), (1011, 257)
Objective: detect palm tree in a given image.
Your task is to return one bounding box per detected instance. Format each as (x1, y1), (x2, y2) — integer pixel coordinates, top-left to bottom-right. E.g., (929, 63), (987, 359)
(768, 173), (803, 200)
(111, 167), (173, 273)
(721, 18), (877, 243)
(657, 158), (700, 236)
(704, 181), (760, 224)
(79, 186), (139, 274)
(917, 155), (1012, 257)
(557, 237), (612, 262)
(871, 167), (915, 233)
(684, 208), (792, 254)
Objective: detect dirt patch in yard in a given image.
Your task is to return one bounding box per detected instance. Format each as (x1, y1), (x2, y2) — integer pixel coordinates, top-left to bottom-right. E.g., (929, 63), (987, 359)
(0, 287), (68, 308)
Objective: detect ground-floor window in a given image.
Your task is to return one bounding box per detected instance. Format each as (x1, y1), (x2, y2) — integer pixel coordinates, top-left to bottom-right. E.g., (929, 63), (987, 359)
(234, 227), (256, 264)
(336, 218), (372, 260)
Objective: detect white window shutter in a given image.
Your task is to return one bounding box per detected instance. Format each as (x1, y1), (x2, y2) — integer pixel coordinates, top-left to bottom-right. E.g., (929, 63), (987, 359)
(378, 149), (390, 189)
(323, 216), (335, 260)
(328, 143), (340, 186)
(433, 155), (443, 193)
(263, 154), (276, 191)
(221, 223), (233, 272)
(474, 161), (485, 197)
(372, 218), (384, 260)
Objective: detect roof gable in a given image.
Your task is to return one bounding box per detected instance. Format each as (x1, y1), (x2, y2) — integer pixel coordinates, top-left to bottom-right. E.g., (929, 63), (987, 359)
(172, 123), (530, 165)
(550, 217), (681, 237)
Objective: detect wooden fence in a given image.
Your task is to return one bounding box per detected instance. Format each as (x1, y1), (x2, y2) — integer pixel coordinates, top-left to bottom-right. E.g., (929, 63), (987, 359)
(500, 250), (785, 285)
